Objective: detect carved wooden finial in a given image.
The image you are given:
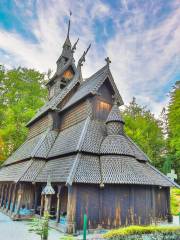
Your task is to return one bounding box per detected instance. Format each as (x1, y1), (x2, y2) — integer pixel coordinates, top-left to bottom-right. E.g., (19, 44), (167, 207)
(67, 10), (72, 38)
(105, 57), (111, 66)
(112, 95), (118, 104)
(78, 44), (91, 67)
(72, 38), (79, 53)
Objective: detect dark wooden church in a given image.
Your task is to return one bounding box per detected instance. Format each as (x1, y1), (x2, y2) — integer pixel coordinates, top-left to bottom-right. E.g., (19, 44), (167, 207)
(0, 18), (177, 233)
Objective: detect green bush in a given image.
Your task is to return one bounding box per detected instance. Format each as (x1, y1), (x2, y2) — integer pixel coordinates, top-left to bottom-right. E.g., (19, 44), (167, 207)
(103, 225), (180, 239)
(59, 236), (75, 240)
(171, 188), (180, 216)
(28, 212), (50, 240)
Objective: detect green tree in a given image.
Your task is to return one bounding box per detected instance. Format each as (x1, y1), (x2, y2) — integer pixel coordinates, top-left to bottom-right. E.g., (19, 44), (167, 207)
(167, 81), (180, 182)
(0, 65), (47, 163)
(122, 97), (165, 169)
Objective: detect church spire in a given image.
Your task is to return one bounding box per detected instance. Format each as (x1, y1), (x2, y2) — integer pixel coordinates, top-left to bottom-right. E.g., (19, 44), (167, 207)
(63, 11), (72, 49)
(56, 12), (73, 73)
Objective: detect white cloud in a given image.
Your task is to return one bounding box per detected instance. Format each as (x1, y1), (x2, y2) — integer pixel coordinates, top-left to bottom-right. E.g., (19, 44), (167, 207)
(0, 0), (179, 117)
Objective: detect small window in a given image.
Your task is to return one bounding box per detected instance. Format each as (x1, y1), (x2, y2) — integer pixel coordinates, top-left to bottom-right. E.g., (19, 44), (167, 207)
(63, 69), (74, 80)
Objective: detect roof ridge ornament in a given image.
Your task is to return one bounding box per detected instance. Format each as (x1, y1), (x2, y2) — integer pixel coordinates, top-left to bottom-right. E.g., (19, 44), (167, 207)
(105, 57), (111, 67)
(72, 38), (79, 54)
(112, 95), (118, 104)
(78, 44), (91, 67)
(62, 11), (72, 48)
(67, 10), (72, 38)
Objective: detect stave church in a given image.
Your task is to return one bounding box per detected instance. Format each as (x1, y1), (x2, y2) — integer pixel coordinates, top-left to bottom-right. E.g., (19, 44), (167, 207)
(0, 17), (177, 233)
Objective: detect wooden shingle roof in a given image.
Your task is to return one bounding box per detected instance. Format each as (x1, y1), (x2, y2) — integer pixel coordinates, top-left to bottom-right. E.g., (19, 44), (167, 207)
(26, 71), (80, 126)
(100, 155), (174, 186)
(0, 160), (32, 182)
(62, 65), (123, 111)
(36, 155), (77, 183)
(106, 104), (124, 123)
(4, 129), (57, 166)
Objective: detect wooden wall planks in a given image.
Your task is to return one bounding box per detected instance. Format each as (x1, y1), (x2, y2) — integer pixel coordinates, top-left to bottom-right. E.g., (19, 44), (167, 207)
(74, 184), (169, 230)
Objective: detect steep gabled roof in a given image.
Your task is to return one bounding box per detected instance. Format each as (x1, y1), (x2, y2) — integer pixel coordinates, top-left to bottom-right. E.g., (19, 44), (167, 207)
(27, 64), (123, 126)
(61, 65), (124, 111)
(3, 129), (57, 166)
(26, 71), (80, 126)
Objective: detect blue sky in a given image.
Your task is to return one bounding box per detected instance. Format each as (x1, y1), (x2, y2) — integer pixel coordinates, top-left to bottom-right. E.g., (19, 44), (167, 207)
(0, 0), (179, 116)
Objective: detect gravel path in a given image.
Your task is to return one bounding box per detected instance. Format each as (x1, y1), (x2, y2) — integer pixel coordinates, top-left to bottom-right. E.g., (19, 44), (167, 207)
(0, 212), (64, 240)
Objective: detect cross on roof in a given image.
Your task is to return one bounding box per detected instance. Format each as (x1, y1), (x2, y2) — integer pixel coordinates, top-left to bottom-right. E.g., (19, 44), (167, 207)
(167, 169), (177, 181)
(105, 57), (111, 66)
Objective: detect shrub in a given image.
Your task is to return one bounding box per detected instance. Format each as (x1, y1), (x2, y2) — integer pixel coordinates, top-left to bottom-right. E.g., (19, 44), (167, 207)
(60, 236), (75, 240)
(103, 225), (180, 239)
(171, 188), (180, 216)
(28, 212), (50, 240)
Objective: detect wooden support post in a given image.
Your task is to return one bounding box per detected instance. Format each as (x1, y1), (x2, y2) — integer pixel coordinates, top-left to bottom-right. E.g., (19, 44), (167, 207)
(3, 184), (8, 209)
(11, 184), (17, 214)
(130, 187), (135, 225)
(44, 195), (52, 213)
(0, 184), (5, 207)
(167, 187), (172, 222)
(99, 186), (103, 228)
(15, 184), (23, 217)
(0, 184), (2, 200)
(40, 194), (44, 217)
(34, 184), (38, 214)
(152, 187), (156, 224)
(56, 185), (62, 223)
(67, 185), (77, 234)
(7, 184), (13, 211)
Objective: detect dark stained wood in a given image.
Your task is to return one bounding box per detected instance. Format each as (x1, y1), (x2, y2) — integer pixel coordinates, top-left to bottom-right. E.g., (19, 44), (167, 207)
(166, 187), (172, 222)
(11, 184), (17, 213)
(76, 184), (99, 230)
(16, 184), (23, 215)
(0, 184), (2, 201)
(67, 185), (77, 234)
(97, 79), (114, 104)
(151, 186), (156, 223)
(3, 184), (9, 209)
(91, 95), (112, 121)
(40, 194), (44, 217)
(60, 100), (90, 130)
(74, 184), (169, 230)
(20, 183), (34, 210)
(0, 184), (5, 207)
(56, 185), (62, 223)
(28, 114), (53, 139)
(7, 184), (13, 211)
(34, 184), (38, 213)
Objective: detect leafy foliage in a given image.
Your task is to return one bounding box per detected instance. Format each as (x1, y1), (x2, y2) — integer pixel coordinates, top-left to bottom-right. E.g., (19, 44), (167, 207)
(28, 212), (50, 240)
(122, 98), (165, 168)
(167, 81), (180, 182)
(171, 188), (180, 215)
(103, 225), (180, 239)
(60, 236), (75, 240)
(0, 65), (47, 164)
